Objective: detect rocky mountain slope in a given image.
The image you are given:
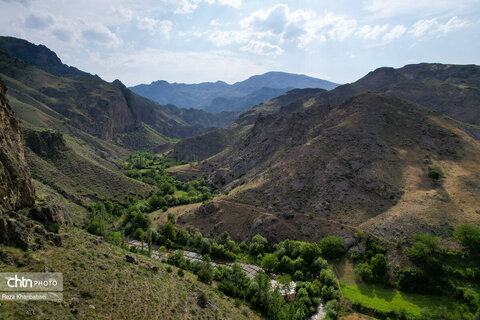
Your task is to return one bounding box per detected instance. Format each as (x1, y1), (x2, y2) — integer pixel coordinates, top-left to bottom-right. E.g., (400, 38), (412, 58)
(0, 76), (65, 250)
(0, 38), (243, 210)
(0, 76), (256, 320)
(0, 36), (99, 79)
(312, 63), (480, 126)
(168, 65), (480, 246)
(0, 76), (35, 212)
(130, 71), (339, 112)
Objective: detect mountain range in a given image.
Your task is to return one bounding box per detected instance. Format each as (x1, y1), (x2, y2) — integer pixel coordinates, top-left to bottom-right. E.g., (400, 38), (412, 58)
(1, 35), (480, 319)
(129, 71), (339, 113)
(170, 63), (480, 245)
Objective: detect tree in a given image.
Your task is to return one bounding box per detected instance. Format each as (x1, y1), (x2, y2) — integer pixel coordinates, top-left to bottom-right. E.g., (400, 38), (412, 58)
(412, 233), (439, 253)
(371, 254), (389, 280)
(454, 225), (480, 254)
(311, 257), (329, 277)
(408, 241), (430, 264)
(146, 228), (152, 256)
(261, 253), (280, 272)
(197, 267), (213, 284)
(319, 236), (345, 259)
(428, 169), (440, 184)
(162, 221), (176, 241)
(300, 242), (322, 264)
(354, 262), (373, 282)
(249, 234), (268, 256)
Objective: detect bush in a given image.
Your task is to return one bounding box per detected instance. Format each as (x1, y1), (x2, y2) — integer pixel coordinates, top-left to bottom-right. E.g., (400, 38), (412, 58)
(177, 269), (185, 277)
(428, 169), (440, 183)
(197, 267), (213, 284)
(319, 236), (345, 259)
(197, 292), (208, 308)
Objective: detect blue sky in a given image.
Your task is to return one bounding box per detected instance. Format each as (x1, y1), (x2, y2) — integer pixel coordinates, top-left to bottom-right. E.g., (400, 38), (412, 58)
(0, 0), (479, 86)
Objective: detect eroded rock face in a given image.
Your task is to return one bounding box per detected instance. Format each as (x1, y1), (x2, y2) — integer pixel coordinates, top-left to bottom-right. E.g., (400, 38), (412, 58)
(25, 130), (68, 158)
(0, 76), (35, 213)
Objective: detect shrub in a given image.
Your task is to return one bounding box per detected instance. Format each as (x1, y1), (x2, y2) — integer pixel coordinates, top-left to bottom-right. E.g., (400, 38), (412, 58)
(197, 292), (208, 308)
(177, 269), (185, 277)
(197, 267), (213, 284)
(428, 169), (440, 183)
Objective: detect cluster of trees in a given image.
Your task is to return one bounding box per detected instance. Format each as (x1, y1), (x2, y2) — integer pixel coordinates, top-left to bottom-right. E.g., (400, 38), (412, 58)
(353, 236), (389, 283)
(154, 223), (344, 320)
(124, 152), (213, 209)
(165, 249), (340, 320)
(397, 225), (480, 318)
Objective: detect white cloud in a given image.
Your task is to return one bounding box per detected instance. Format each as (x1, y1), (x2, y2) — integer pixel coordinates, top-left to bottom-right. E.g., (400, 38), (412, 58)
(409, 16), (467, 37)
(82, 24), (122, 48)
(51, 28), (73, 42)
(137, 17), (173, 38)
(174, 0), (198, 14)
(383, 25), (407, 40)
(216, 0), (241, 8)
(355, 24), (388, 40)
(240, 40), (283, 56)
(210, 19), (221, 26)
(240, 4), (357, 48)
(173, 0), (241, 14)
(365, 0), (463, 18)
(25, 13), (54, 30)
(208, 30), (251, 46)
(84, 48), (270, 85)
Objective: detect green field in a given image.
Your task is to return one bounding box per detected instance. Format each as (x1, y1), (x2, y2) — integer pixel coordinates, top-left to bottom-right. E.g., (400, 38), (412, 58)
(336, 260), (453, 318)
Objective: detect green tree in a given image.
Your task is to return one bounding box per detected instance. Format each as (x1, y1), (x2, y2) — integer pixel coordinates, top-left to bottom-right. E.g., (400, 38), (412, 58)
(162, 221), (176, 241)
(249, 234), (268, 256)
(354, 262), (373, 282)
(454, 225), (480, 254)
(371, 254), (389, 280)
(319, 236), (345, 259)
(428, 169), (440, 184)
(261, 253), (280, 272)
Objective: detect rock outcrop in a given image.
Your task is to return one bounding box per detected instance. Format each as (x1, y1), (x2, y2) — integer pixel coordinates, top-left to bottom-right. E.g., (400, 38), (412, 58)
(0, 76), (35, 212)
(25, 130), (69, 158)
(0, 76), (64, 250)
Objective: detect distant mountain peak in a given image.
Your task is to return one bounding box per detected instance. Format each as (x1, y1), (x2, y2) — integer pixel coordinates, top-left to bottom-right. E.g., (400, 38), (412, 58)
(129, 71), (340, 112)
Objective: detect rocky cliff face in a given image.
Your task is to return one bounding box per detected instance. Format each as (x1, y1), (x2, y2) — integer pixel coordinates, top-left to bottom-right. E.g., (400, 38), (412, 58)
(0, 76), (35, 213)
(0, 76), (64, 250)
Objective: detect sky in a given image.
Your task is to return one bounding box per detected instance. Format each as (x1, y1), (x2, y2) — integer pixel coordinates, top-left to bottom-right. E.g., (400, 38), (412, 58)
(0, 0), (479, 86)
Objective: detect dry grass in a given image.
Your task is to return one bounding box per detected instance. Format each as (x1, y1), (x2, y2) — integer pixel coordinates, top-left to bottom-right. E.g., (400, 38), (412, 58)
(0, 228), (259, 320)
